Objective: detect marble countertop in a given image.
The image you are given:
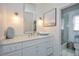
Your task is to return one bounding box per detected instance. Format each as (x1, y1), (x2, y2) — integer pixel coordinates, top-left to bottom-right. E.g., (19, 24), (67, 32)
(0, 35), (49, 45)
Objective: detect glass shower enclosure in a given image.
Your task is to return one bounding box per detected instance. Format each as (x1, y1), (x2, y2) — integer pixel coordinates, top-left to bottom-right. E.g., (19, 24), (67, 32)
(61, 13), (69, 44)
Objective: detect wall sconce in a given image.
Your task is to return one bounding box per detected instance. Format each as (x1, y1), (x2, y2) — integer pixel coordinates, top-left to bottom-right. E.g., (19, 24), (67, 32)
(39, 17), (42, 20)
(14, 12), (18, 16)
(38, 17), (43, 27)
(12, 12), (19, 25)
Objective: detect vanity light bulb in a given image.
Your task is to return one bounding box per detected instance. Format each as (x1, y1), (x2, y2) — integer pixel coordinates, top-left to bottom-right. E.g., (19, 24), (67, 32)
(38, 19), (43, 26)
(44, 20), (49, 26)
(13, 15), (19, 24)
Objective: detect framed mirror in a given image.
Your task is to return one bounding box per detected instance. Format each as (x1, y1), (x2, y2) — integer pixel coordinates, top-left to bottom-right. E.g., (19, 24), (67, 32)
(23, 4), (36, 34)
(43, 8), (57, 27)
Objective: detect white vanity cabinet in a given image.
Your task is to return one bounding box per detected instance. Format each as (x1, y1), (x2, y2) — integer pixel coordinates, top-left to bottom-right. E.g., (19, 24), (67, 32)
(0, 36), (53, 56)
(0, 42), (22, 56)
(23, 45), (38, 56)
(36, 42), (48, 56)
(36, 37), (53, 56)
(5, 50), (22, 56)
(22, 36), (53, 56)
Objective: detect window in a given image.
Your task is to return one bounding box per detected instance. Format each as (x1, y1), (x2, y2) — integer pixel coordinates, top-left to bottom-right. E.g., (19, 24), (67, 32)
(73, 15), (79, 31)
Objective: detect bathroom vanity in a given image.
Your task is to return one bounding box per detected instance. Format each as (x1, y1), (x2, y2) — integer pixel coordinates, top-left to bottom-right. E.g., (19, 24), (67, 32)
(0, 35), (53, 56)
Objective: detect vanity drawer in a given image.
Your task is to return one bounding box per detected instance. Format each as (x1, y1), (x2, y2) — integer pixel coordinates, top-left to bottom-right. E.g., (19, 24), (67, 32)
(22, 37), (50, 48)
(4, 50), (22, 56)
(38, 37), (50, 43)
(0, 42), (22, 55)
(22, 40), (38, 48)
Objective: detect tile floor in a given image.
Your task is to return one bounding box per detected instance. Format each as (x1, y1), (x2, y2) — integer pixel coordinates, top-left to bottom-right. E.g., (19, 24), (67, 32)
(62, 49), (75, 56)
(62, 45), (75, 56)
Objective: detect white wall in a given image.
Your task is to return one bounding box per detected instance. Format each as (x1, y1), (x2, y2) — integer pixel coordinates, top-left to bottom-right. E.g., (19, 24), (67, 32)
(36, 3), (72, 55)
(0, 4), (4, 39)
(1, 3), (24, 36)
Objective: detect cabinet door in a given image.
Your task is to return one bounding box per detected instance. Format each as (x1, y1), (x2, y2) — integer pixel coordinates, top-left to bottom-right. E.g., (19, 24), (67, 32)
(5, 50), (22, 56)
(43, 39), (53, 56)
(36, 37), (53, 56)
(36, 44), (48, 56)
(23, 46), (37, 56)
(0, 42), (22, 55)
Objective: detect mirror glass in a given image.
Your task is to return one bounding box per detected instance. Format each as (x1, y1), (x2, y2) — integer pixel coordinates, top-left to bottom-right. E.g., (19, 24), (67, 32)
(24, 4), (36, 34)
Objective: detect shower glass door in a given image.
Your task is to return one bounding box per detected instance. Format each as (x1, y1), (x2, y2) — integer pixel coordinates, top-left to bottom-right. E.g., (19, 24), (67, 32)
(61, 14), (69, 44)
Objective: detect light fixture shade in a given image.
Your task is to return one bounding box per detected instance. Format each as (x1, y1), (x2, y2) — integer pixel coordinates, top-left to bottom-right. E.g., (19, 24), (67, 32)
(39, 17), (42, 20)
(14, 12), (18, 16)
